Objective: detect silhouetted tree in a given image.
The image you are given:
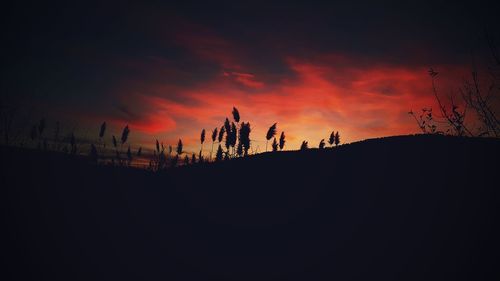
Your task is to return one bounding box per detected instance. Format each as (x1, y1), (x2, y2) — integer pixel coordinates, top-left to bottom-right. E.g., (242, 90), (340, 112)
(300, 141), (308, 150)
(272, 137), (278, 152)
(328, 131), (335, 147)
(408, 108), (439, 134)
(156, 139), (160, 153)
(137, 147), (142, 156)
(279, 131), (285, 151)
(334, 132), (340, 146)
(177, 139), (183, 155)
(215, 144), (223, 161)
(266, 123), (277, 151)
(191, 153), (196, 164)
(184, 155), (190, 166)
(319, 139), (325, 149)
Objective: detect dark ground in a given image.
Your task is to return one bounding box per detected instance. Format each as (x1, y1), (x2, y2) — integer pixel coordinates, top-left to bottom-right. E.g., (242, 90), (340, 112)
(1, 134), (499, 280)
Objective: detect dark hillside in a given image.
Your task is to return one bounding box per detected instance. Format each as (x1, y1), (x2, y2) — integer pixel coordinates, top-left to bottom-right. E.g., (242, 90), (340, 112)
(2, 134), (500, 280)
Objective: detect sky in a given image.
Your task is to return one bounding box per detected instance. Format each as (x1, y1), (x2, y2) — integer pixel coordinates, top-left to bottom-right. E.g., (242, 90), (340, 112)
(2, 1), (500, 154)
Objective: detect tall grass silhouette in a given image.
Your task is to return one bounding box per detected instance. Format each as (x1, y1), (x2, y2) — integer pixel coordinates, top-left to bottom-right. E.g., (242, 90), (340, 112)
(6, 106), (347, 169)
(319, 139), (325, 149)
(266, 123), (277, 152)
(279, 131), (286, 151)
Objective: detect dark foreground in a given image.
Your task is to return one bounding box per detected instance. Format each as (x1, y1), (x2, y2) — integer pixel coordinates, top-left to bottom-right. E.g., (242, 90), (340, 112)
(2, 135), (500, 280)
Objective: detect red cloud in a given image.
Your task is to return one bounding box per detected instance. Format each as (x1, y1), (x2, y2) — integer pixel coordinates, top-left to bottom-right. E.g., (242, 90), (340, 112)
(104, 54), (468, 155)
(224, 71), (265, 89)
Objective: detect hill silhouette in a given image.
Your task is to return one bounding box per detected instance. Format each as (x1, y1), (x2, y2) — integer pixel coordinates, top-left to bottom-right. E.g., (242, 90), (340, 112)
(2, 134), (500, 280)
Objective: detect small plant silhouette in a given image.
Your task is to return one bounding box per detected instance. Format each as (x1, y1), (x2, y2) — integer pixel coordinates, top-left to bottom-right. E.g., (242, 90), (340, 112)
(99, 122), (106, 139)
(300, 141), (308, 150)
(210, 127), (218, 160)
(70, 133), (77, 155)
(266, 123), (277, 152)
(328, 131), (335, 147)
(239, 122), (251, 156)
(319, 139), (325, 149)
(232, 107), (240, 123)
(200, 129), (206, 156)
(126, 145), (132, 166)
(279, 131), (285, 151)
(215, 144), (223, 161)
(334, 132), (340, 146)
(218, 126), (225, 143)
(177, 139), (183, 155)
(89, 144), (98, 163)
(272, 138), (278, 152)
(121, 125), (130, 145)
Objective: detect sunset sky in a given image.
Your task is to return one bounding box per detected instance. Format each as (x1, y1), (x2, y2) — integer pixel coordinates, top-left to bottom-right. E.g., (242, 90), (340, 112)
(3, 1), (500, 154)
